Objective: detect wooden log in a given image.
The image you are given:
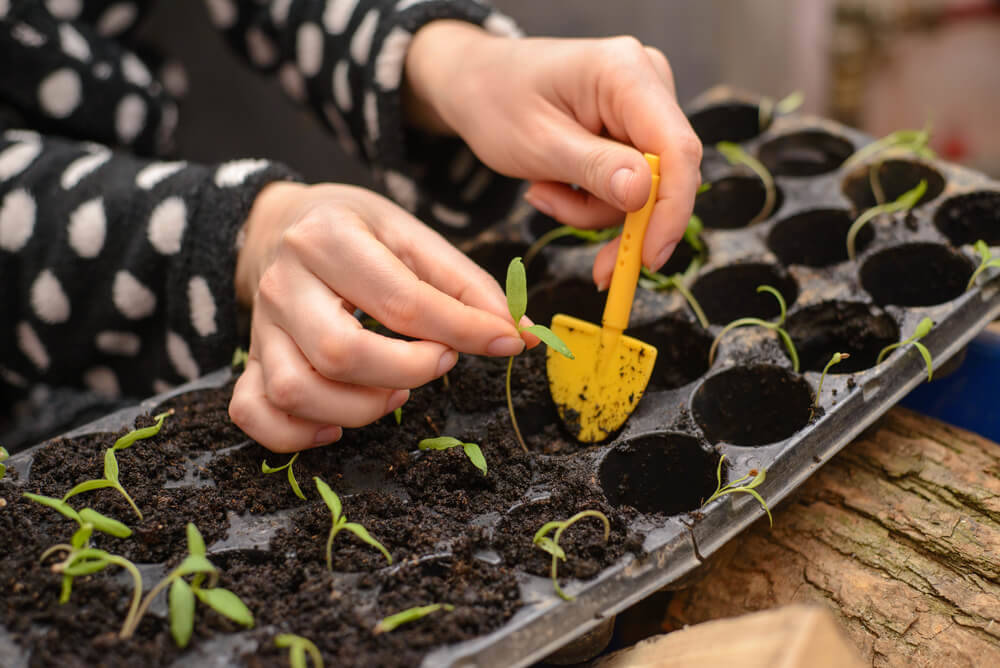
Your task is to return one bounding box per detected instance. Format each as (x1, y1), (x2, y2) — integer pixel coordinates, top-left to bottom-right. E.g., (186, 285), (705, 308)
(664, 407), (1000, 666)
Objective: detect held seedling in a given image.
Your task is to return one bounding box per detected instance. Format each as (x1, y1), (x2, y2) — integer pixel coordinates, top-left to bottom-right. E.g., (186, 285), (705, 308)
(716, 141), (777, 223)
(811, 352), (850, 419)
(708, 285), (799, 371)
(532, 510), (610, 601)
(876, 317), (935, 381)
(275, 633), (324, 668)
(120, 523), (254, 647)
(262, 452), (306, 500)
(846, 180), (927, 261)
(702, 454), (773, 526)
(418, 437), (487, 475)
(314, 477), (392, 570)
(373, 603), (456, 634)
(967, 240), (1000, 291)
(504, 257), (574, 453)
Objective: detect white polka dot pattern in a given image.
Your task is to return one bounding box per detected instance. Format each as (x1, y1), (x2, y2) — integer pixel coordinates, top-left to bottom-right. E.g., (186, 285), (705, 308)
(38, 69), (82, 118)
(350, 10), (378, 64)
(45, 0), (82, 20)
(167, 331), (199, 381)
(147, 197), (187, 255)
(31, 270), (71, 323)
(296, 22), (324, 77)
(97, 3), (138, 37)
(58, 23), (90, 62)
(324, 0), (360, 34)
(0, 142), (42, 181)
(188, 276), (218, 336)
(60, 150), (110, 189)
(0, 189), (36, 251)
(136, 161), (186, 190)
(67, 198), (106, 258)
(96, 331), (141, 356)
(18, 321), (49, 371)
(374, 27), (409, 90)
(84, 366), (120, 397)
(115, 94), (146, 143)
(215, 159), (269, 187)
(112, 270), (157, 319)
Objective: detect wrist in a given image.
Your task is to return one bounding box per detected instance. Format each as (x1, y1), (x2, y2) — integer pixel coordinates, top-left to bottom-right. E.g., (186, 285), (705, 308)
(235, 181), (308, 307)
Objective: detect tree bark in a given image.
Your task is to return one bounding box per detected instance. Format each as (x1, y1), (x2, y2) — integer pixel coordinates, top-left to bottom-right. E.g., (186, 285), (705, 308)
(665, 407), (1000, 667)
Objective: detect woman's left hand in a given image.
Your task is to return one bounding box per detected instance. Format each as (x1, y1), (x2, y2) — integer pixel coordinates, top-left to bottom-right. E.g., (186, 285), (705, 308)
(404, 21), (703, 289)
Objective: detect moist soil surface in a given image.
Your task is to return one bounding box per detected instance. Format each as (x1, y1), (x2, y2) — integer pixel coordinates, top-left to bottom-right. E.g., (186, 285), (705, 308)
(1, 353), (643, 667)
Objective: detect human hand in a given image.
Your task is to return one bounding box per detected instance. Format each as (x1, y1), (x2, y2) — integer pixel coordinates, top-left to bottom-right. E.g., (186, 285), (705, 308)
(229, 182), (529, 452)
(404, 21), (702, 289)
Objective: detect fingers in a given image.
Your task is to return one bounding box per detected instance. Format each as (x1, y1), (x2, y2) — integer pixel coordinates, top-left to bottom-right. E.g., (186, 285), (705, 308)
(593, 236), (622, 290)
(523, 181), (624, 230)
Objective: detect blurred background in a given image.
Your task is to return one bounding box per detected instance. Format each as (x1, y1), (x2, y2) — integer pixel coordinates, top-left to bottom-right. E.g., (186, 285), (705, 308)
(140, 0), (1000, 183)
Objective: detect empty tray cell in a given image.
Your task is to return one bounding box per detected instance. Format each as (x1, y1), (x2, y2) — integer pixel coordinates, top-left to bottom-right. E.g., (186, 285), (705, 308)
(626, 317), (713, 391)
(599, 433), (720, 515)
(758, 130), (854, 177)
(842, 159), (945, 212)
(467, 239), (549, 286)
(785, 301), (899, 372)
(528, 277), (605, 328)
(694, 175), (785, 229)
(690, 263), (798, 325)
(860, 242), (973, 307)
(768, 208), (873, 268)
(689, 102), (764, 144)
(692, 365), (813, 446)
(933, 191), (1000, 246)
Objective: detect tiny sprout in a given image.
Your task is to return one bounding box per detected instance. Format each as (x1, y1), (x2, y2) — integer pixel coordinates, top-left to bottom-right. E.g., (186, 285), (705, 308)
(393, 407), (402, 424)
(505, 258), (574, 454)
(121, 523), (253, 646)
(314, 477), (391, 569)
(708, 285), (799, 372)
(876, 317), (935, 381)
(262, 452), (306, 500)
(374, 603), (456, 635)
(0, 445), (8, 479)
(843, 125), (935, 173)
(275, 633), (324, 668)
(716, 141), (776, 223)
(532, 510), (610, 601)
(702, 454), (772, 526)
(232, 347), (249, 368)
(639, 268), (710, 329)
(967, 240), (1000, 291)
(758, 90), (805, 130)
(524, 225), (620, 267)
(811, 352), (850, 419)
(846, 180), (927, 261)
(418, 436), (487, 475)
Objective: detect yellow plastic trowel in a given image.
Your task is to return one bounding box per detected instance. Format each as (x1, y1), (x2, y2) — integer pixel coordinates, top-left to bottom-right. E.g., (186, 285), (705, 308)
(546, 153), (660, 443)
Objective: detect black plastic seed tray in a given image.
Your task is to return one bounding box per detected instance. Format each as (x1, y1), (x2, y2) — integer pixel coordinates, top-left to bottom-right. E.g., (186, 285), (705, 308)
(4, 88), (1000, 667)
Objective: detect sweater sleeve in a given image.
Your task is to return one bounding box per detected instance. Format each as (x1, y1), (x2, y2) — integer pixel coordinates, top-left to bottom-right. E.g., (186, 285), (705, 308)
(0, 129), (300, 401)
(208, 0), (526, 237)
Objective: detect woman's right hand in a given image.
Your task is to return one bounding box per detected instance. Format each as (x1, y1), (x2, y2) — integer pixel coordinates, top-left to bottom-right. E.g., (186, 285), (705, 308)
(229, 182), (529, 452)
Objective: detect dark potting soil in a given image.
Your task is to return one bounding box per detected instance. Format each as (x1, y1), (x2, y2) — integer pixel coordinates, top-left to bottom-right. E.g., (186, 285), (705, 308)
(1, 354), (640, 667)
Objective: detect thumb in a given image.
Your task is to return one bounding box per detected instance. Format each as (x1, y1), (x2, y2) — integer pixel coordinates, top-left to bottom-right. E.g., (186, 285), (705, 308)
(547, 124), (653, 213)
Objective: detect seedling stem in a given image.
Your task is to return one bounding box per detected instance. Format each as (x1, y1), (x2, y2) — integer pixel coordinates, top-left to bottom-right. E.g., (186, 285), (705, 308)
(708, 286), (799, 371)
(533, 510), (610, 601)
(262, 452), (306, 500)
(639, 268), (710, 329)
(876, 317), (935, 381)
(524, 225), (619, 267)
(846, 180), (927, 261)
(314, 477), (391, 569)
(811, 352), (849, 419)
(374, 603), (456, 634)
(716, 142), (776, 223)
(967, 240), (1000, 291)
(703, 454), (773, 526)
(275, 633), (324, 668)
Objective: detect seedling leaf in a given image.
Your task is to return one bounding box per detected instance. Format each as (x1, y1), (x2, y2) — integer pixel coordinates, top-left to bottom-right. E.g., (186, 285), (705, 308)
(187, 522), (206, 557)
(262, 453), (305, 500)
(418, 436), (464, 450)
(393, 407), (402, 425)
(176, 554), (217, 578)
(193, 587), (254, 627)
(169, 578), (196, 648)
(914, 316), (934, 339)
(62, 479), (115, 501)
(113, 411), (171, 451)
(876, 317), (934, 381)
(702, 454), (773, 526)
(62, 555), (111, 577)
(533, 510), (610, 601)
(314, 477), (342, 523)
(462, 443), (488, 475)
(104, 448), (119, 482)
(533, 536), (566, 561)
(506, 257), (527, 324)
(342, 522), (392, 565)
(24, 493), (81, 523)
(847, 180), (927, 260)
(915, 342), (934, 382)
(79, 508), (132, 538)
(276, 634), (323, 668)
(374, 603), (456, 634)
(232, 347), (249, 368)
(0, 445), (8, 479)
(523, 324), (574, 359)
(812, 352), (850, 418)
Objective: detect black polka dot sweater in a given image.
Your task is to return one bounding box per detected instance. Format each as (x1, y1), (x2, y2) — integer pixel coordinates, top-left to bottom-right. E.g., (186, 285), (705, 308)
(0, 0), (523, 413)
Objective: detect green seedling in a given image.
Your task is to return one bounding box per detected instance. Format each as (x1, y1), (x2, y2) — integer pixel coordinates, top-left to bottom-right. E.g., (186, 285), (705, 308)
(843, 125), (934, 203)
(120, 523), (253, 647)
(504, 257), (574, 454)
(60, 410), (172, 520)
(846, 180), (927, 261)
(532, 510), (610, 601)
(262, 452), (305, 500)
(418, 436), (487, 475)
(876, 317), (935, 381)
(275, 633), (324, 668)
(758, 90), (805, 130)
(708, 286), (799, 372)
(393, 407), (402, 424)
(314, 477), (391, 570)
(27, 493), (139, 625)
(232, 347), (249, 368)
(967, 240), (1000, 291)
(702, 454), (773, 526)
(0, 445), (8, 479)
(373, 603), (456, 635)
(524, 225), (620, 268)
(639, 268), (710, 329)
(811, 352), (850, 419)
(716, 141), (777, 223)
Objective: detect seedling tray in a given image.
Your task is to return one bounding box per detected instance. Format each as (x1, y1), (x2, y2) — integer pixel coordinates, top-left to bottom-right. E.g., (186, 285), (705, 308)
(3, 88), (1000, 667)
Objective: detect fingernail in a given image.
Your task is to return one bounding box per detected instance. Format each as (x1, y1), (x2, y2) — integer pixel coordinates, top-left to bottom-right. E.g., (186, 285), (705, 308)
(610, 168), (635, 208)
(652, 241), (679, 271)
(596, 277), (610, 292)
(487, 336), (525, 357)
(387, 389), (409, 413)
(314, 425), (342, 445)
(518, 315), (535, 329)
(436, 350), (458, 376)
(524, 191), (554, 217)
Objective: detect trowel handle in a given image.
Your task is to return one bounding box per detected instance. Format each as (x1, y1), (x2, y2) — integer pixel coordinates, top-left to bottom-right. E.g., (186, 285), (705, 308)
(602, 153), (660, 332)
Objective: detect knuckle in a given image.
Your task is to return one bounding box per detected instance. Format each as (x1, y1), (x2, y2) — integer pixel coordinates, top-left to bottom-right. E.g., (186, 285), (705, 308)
(676, 133), (704, 165)
(265, 369), (305, 413)
(314, 331), (354, 379)
(228, 394), (254, 434)
(606, 35), (645, 63)
(582, 144), (621, 195)
(379, 282), (421, 329)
